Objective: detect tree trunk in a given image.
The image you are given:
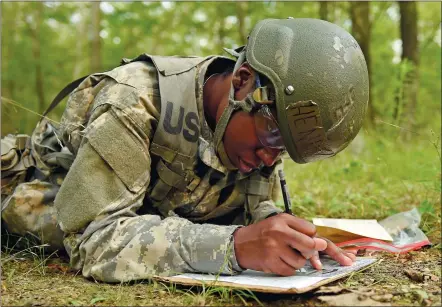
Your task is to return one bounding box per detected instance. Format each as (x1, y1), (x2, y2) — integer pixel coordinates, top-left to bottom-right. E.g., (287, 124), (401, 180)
(217, 13), (226, 53)
(236, 2), (248, 45)
(1, 3), (18, 135)
(398, 1), (419, 134)
(29, 2), (46, 114)
(350, 2), (374, 126)
(319, 2), (329, 21)
(74, 4), (88, 78)
(2, 4), (16, 100)
(90, 1), (102, 72)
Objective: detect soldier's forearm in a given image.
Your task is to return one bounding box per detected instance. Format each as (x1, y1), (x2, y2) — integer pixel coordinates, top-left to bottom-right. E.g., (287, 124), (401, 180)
(71, 214), (243, 282)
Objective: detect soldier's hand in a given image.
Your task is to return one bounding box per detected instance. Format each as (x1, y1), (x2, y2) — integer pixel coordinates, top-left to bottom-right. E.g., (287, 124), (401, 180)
(309, 237), (356, 270)
(233, 213), (327, 276)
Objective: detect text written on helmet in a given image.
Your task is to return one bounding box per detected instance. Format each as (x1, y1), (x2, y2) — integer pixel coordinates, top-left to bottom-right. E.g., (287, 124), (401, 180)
(287, 101), (334, 160)
(163, 101), (199, 143)
(333, 85), (355, 122)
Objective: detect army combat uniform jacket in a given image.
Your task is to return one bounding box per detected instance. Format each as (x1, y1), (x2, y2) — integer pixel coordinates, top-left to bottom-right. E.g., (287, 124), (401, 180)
(1, 55), (282, 282)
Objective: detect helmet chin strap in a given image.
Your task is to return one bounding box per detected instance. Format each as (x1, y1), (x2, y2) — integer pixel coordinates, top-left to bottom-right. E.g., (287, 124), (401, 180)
(213, 51), (258, 152)
(216, 140), (238, 171)
(212, 50), (275, 169)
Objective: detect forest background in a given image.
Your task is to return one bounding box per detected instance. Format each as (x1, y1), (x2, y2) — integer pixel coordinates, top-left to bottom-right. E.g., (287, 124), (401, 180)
(1, 1), (441, 226)
(1, 1), (440, 137)
(2, 0), (441, 227)
(1, 0), (441, 258)
(1, 2), (441, 306)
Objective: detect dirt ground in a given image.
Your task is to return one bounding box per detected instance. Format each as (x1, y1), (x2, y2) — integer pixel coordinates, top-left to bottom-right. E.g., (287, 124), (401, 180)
(1, 247), (441, 306)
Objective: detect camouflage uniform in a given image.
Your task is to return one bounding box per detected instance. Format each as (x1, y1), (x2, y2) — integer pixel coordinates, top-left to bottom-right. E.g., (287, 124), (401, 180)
(2, 122), (69, 251)
(2, 55), (282, 282)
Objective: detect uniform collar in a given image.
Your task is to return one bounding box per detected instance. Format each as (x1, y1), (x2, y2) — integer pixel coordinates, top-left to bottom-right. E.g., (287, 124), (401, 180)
(195, 56), (236, 174)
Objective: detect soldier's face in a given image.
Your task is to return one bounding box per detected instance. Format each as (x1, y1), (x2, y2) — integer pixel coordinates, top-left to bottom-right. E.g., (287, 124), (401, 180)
(218, 63), (281, 173)
(223, 110), (281, 173)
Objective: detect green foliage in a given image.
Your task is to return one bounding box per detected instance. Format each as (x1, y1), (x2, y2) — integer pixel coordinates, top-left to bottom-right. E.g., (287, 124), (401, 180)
(282, 130), (441, 243)
(1, 3), (440, 244)
(419, 199), (435, 215)
(89, 296), (106, 304)
(1, 2), (440, 136)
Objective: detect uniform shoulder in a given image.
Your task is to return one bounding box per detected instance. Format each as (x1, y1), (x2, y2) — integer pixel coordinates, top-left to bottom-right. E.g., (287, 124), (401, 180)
(104, 60), (159, 92)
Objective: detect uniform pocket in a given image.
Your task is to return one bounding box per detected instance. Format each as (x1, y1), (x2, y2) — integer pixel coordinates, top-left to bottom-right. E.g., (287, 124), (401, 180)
(87, 112), (150, 193)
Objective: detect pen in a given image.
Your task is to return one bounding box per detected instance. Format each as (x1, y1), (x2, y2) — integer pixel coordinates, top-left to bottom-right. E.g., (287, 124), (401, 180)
(279, 169), (323, 270)
(278, 170), (322, 270)
(278, 169), (292, 215)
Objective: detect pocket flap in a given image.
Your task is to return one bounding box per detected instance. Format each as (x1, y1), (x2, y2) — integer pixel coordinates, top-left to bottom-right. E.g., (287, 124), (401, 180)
(1, 136), (18, 171)
(88, 112), (150, 192)
(1, 135), (17, 156)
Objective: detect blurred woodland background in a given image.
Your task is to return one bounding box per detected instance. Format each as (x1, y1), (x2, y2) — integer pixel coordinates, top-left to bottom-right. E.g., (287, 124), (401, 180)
(1, 1), (440, 137)
(1, 4), (441, 306)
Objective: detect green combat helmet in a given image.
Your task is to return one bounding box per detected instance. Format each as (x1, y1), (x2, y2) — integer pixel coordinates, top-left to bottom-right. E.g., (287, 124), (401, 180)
(217, 18), (369, 164)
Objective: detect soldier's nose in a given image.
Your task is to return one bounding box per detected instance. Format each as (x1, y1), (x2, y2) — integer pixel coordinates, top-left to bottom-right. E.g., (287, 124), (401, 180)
(256, 147), (280, 167)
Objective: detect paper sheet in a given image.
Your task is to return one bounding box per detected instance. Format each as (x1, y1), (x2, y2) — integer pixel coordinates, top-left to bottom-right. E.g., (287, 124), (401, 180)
(168, 257), (376, 293)
(313, 218), (393, 242)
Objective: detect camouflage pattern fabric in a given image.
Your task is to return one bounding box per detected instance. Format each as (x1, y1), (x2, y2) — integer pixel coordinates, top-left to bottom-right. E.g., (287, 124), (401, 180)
(2, 58), (282, 282)
(1, 120), (69, 251)
(2, 180), (65, 251)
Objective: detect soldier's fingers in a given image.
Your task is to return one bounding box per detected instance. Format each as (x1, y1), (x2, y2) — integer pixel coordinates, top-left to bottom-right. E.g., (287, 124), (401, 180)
(321, 238), (354, 266)
(344, 248), (358, 256)
(279, 247), (307, 271)
(323, 247), (357, 259)
(282, 228), (316, 252)
(313, 237), (327, 251)
(301, 250), (315, 259)
(272, 258), (300, 277)
(345, 251), (357, 261)
(309, 251), (323, 270)
(283, 214), (317, 237)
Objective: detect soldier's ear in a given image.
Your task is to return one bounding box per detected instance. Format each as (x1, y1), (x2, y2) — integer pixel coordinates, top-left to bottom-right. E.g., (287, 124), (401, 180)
(232, 63), (255, 91)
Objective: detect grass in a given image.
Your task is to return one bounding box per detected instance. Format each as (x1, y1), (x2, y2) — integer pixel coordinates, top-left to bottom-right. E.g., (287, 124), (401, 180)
(1, 255), (264, 306)
(1, 128), (441, 306)
(280, 128), (441, 244)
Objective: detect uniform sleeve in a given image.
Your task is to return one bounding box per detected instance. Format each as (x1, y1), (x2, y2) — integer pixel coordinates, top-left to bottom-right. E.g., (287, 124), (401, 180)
(56, 82), (243, 283)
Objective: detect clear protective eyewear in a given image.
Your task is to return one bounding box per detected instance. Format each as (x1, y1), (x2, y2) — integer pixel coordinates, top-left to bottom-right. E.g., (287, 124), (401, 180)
(254, 105), (285, 150)
(252, 73), (285, 150)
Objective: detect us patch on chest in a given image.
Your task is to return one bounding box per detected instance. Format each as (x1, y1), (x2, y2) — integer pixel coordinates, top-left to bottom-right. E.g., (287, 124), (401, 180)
(163, 101), (199, 143)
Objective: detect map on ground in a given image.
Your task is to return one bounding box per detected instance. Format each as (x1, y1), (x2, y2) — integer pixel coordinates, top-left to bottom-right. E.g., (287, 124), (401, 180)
(158, 257), (377, 294)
